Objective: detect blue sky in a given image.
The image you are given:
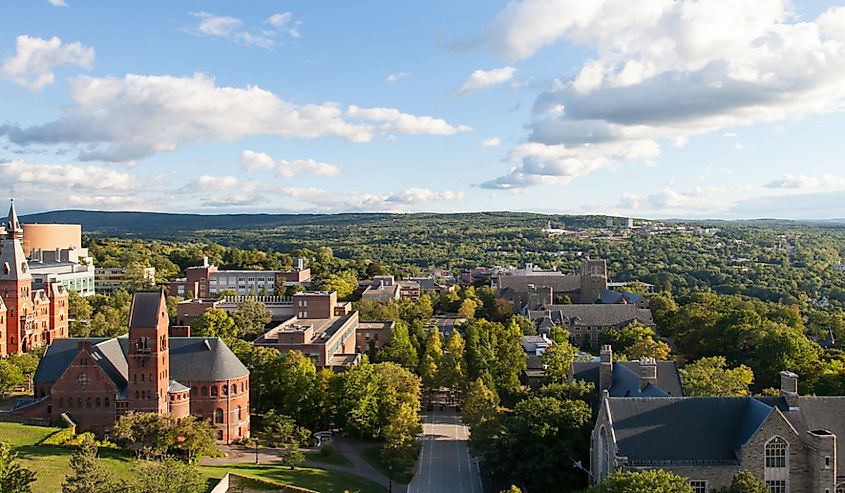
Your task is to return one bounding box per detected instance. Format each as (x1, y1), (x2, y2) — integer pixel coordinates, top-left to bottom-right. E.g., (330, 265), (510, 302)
(2, 0), (845, 219)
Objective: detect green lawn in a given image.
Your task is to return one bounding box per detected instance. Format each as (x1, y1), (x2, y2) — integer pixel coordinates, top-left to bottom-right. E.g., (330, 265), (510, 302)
(360, 446), (414, 484)
(304, 449), (354, 467)
(200, 464), (386, 493)
(0, 422), (386, 493)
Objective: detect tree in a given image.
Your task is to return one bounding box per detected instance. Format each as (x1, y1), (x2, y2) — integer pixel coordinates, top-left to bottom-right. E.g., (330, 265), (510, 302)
(168, 416), (218, 463)
(0, 361), (25, 399)
(112, 412), (173, 458)
(381, 402), (421, 472)
(541, 340), (579, 384)
(461, 379), (498, 430)
(500, 487), (522, 493)
(585, 469), (694, 493)
(0, 442), (36, 493)
(493, 319), (527, 396)
(121, 458), (205, 493)
(420, 328), (444, 389)
(276, 351), (318, 427)
(626, 335), (672, 360)
(719, 470), (767, 493)
(62, 435), (114, 493)
(457, 299), (479, 319)
(317, 270), (358, 299)
(680, 356), (755, 397)
(189, 308), (237, 340)
(440, 330), (467, 392)
(232, 299), (272, 340)
(379, 321), (419, 370)
(281, 442), (305, 470)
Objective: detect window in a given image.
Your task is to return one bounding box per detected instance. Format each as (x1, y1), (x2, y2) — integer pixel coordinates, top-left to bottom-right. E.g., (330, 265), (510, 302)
(95, 398), (101, 408)
(766, 480), (787, 493)
(216, 430), (223, 441)
(201, 386), (208, 397)
(825, 455), (831, 469)
(211, 386), (218, 397)
(214, 408), (224, 423)
(104, 397), (109, 407)
(689, 481), (707, 493)
(765, 437), (788, 468)
(236, 406), (242, 420)
(231, 384), (236, 395)
(222, 385), (228, 396)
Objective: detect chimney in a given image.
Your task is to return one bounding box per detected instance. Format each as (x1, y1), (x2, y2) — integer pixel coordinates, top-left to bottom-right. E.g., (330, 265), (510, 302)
(780, 371), (800, 409)
(202, 256), (209, 267)
(639, 357), (658, 390)
(599, 345), (613, 392)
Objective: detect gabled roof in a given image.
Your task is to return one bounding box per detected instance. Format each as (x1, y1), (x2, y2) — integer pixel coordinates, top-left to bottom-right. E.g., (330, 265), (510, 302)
(528, 304), (655, 327)
(571, 360), (684, 397)
(600, 290), (643, 305)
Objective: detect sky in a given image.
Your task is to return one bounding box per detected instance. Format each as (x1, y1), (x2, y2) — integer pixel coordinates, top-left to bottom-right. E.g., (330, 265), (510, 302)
(2, 0), (845, 219)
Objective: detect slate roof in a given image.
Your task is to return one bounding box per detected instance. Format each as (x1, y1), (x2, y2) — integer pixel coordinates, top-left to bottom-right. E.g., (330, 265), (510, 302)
(528, 304), (655, 327)
(129, 291), (165, 328)
(571, 360), (684, 397)
(34, 335), (248, 391)
(605, 395), (845, 468)
(600, 290), (643, 305)
(168, 380), (190, 393)
(497, 273), (581, 294)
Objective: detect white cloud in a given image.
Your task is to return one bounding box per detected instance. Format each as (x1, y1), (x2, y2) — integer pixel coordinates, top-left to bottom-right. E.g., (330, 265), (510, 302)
(189, 11), (301, 48)
(764, 174), (845, 190)
(278, 159), (341, 178)
(0, 159), (135, 191)
(47, 0), (68, 7)
(1, 35), (94, 91)
(386, 72), (411, 83)
(241, 150), (276, 172)
(0, 73), (467, 162)
(481, 137), (502, 147)
(476, 0), (845, 189)
(617, 187), (728, 214)
(272, 186), (464, 212)
(347, 105), (472, 135)
(457, 66), (516, 94)
(480, 140), (659, 189)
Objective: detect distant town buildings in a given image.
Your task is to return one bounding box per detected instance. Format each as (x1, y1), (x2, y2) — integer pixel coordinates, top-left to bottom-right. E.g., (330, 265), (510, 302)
(0, 200), (69, 357)
(95, 266), (155, 295)
(21, 223), (95, 297)
(591, 371), (845, 492)
(356, 320), (394, 354)
(167, 257), (310, 299)
(15, 291), (250, 443)
(360, 275), (422, 302)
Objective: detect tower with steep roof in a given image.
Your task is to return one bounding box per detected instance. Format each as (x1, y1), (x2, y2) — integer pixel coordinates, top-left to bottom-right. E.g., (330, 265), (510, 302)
(125, 291), (171, 415)
(0, 199), (34, 354)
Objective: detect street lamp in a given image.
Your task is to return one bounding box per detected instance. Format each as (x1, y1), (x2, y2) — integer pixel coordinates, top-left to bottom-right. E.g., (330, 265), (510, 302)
(388, 465), (393, 493)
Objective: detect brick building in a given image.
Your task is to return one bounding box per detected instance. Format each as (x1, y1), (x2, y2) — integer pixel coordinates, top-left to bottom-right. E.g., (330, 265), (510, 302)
(0, 200), (69, 357)
(167, 257), (310, 299)
(591, 371), (845, 492)
(253, 291), (360, 369)
(16, 291), (249, 443)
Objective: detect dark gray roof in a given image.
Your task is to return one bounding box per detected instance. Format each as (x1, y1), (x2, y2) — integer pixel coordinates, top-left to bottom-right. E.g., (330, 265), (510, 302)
(35, 336), (248, 389)
(497, 273), (581, 294)
(600, 290), (643, 305)
(607, 397), (751, 465)
(528, 304), (654, 327)
(129, 291), (164, 329)
(571, 360), (683, 397)
(168, 380), (190, 393)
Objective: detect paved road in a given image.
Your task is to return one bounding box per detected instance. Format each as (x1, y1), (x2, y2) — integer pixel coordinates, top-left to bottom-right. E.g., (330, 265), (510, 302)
(427, 315), (465, 336)
(409, 407), (482, 493)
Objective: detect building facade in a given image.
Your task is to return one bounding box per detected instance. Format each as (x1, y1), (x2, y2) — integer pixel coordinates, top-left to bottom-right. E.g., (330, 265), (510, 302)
(17, 291), (250, 443)
(95, 266), (155, 295)
(527, 304), (656, 346)
(0, 200), (69, 357)
(496, 258), (609, 311)
(591, 371), (845, 492)
(167, 258), (310, 299)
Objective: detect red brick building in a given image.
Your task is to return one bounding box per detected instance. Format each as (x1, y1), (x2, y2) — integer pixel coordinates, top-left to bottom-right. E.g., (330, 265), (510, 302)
(0, 200), (68, 357)
(16, 291), (250, 443)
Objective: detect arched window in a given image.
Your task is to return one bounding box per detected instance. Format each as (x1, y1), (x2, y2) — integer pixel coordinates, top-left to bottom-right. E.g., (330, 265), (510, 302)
(211, 386), (218, 397)
(104, 397), (109, 407)
(86, 398), (91, 408)
(95, 398), (101, 408)
(596, 426), (610, 481)
(231, 384), (236, 395)
(236, 406), (242, 420)
(765, 436), (789, 492)
(215, 408), (224, 423)
(222, 385), (228, 396)
(201, 386), (208, 397)
(765, 437), (788, 468)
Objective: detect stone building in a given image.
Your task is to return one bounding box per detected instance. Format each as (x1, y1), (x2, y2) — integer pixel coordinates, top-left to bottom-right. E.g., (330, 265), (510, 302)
(591, 371), (845, 492)
(527, 304), (655, 346)
(0, 200), (69, 357)
(15, 291), (249, 443)
(496, 259), (609, 311)
(570, 345), (683, 400)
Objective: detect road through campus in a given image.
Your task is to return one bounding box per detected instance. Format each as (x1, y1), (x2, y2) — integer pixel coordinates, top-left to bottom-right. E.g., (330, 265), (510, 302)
(408, 406), (483, 493)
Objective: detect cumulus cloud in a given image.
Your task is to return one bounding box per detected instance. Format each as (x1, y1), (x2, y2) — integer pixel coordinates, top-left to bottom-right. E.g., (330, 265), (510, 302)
(241, 150), (276, 172)
(481, 137), (502, 147)
(386, 72), (411, 83)
(1, 35), (94, 90)
(764, 174), (845, 189)
(47, 0), (68, 7)
(478, 0), (845, 189)
(457, 66), (516, 94)
(272, 186), (464, 212)
(346, 105), (472, 135)
(190, 11), (301, 48)
(480, 140), (659, 189)
(0, 73), (469, 162)
(0, 159), (136, 191)
(241, 150), (342, 178)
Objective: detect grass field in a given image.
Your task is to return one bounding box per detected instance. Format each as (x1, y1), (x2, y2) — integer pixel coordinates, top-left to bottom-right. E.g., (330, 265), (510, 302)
(304, 448), (354, 467)
(360, 446), (414, 484)
(0, 422), (386, 493)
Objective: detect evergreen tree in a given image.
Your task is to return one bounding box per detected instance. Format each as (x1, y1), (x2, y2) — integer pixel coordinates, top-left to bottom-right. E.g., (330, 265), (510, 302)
(0, 442), (36, 493)
(62, 436), (114, 493)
